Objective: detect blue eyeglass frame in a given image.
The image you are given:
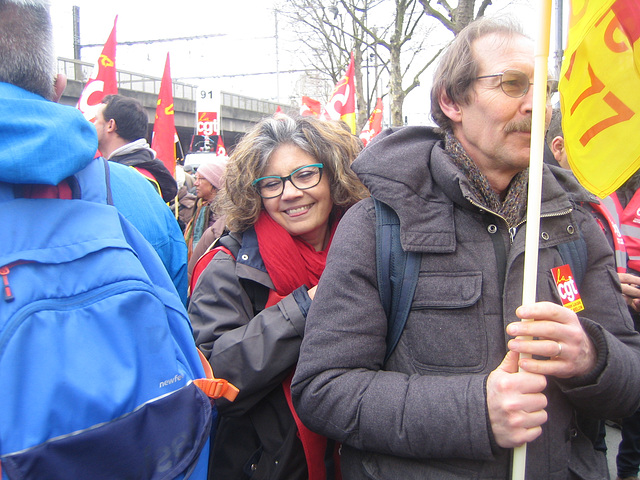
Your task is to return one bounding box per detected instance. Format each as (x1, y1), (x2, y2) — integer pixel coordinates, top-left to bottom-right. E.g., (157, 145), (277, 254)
(252, 163), (324, 197)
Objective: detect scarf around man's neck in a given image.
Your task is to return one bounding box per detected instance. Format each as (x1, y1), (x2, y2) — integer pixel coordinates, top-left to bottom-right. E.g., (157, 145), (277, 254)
(445, 132), (528, 229)
(254, 210), (338, 296)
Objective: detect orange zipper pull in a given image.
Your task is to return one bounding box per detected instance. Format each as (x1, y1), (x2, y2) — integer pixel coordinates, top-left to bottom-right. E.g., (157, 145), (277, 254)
(0, 266), (15, 302)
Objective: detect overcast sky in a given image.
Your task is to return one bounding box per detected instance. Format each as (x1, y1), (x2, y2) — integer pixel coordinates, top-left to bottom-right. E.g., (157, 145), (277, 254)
(50, 0), (561, 126)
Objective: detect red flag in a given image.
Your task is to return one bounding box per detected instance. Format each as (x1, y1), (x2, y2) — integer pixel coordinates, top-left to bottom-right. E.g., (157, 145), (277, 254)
(151, 53), (177, 176)
(77, 16), (118, 123)
(359, 98), (384, 147)
(300, 96), (323, 117)
(322, 52), (357, 134)
(216, 136), (227, 156)
(274, 105), (288, 119)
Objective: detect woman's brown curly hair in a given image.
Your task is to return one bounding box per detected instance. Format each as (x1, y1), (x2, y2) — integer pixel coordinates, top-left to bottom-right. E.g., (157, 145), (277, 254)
(214, 115), (369, 232)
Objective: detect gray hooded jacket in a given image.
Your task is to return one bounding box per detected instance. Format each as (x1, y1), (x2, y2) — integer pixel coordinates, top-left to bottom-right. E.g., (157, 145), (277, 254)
(292, 126), (640, 480)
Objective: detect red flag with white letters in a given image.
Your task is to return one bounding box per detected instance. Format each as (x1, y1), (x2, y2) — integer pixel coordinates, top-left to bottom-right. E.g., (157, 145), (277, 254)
(76, 16), (118, 124)
(322, 52), (356, 134)
(300, 96), (323, 117)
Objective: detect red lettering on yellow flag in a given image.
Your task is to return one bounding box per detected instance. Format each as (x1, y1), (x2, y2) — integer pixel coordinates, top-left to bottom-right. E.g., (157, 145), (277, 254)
(559, 0), (640, 198)
(580, 91), (635, 146)
(570, 64), (605, 114)
(569, 0), (590, 28)
(605, 16), (630, 53)
(564, 51), (577, 81)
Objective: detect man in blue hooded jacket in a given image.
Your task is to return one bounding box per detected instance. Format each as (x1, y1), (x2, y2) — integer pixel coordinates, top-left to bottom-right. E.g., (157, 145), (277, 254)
(0, 0), (188, 304)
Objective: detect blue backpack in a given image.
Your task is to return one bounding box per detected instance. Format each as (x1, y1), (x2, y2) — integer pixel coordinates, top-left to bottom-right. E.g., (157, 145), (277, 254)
(0, 158), (238, 480)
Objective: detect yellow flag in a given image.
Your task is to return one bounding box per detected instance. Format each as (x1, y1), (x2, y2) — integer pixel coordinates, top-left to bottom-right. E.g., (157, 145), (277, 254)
(559, 0), (640, 198)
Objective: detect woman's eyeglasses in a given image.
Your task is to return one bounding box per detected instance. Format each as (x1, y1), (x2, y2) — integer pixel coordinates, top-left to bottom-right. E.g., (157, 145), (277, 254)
(475, 69), (555, 99)
(252, 163), (324, 199)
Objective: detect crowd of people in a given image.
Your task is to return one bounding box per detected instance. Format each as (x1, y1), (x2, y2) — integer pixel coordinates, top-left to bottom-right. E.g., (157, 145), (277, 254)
(3, 1), (640, 480)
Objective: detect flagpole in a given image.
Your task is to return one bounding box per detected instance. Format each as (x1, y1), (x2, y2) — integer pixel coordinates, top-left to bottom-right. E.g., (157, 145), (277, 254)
(511, 1), (553, 479)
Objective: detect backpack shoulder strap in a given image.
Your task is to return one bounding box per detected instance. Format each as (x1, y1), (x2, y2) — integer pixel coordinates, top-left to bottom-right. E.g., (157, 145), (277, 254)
(189, 242), (236, 296)
(557, 233), (588, 288)
(373, 198), (421, 363)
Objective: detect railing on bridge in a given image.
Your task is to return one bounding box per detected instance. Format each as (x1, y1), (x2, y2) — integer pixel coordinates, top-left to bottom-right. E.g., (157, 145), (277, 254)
(57, 57), (198, 101)
(57, 57), (286, 116)
(222, 92), (282, 116)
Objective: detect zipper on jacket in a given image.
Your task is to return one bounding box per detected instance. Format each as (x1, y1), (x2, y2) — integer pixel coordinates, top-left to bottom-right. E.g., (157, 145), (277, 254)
(466, 197), (516, 242)
(0, 279), (160, 352)
(540, 208), (573, 221)
(0, 266), (14, 302)
(0, 260), (42, 303)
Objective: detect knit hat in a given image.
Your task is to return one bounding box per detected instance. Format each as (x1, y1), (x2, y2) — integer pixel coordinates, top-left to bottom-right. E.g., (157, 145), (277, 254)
(197, 157), (228, 189)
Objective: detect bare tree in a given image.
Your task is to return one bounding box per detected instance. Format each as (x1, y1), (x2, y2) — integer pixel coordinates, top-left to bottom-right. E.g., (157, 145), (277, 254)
(418, 0), (493, 34)
(281, 0), (501, 127)
(345, 0), (441, 126)
(282, 0), (448, 127)
(279, 0), (381, 130)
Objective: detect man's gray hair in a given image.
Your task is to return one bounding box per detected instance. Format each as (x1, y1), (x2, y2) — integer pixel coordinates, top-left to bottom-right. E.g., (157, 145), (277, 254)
(0, 0), (55, 100)
(4, 0), (50, 6)
(430, 16), (527, 132)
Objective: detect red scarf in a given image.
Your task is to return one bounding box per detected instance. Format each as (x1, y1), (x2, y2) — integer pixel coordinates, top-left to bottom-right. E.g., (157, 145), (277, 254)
(254, 209), (342, 480)
(254, 210), (338, 296)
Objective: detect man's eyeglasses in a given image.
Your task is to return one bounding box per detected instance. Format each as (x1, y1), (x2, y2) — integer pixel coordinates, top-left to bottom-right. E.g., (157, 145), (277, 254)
(252, 163), (324, 199)
(475, 69), (555, 99)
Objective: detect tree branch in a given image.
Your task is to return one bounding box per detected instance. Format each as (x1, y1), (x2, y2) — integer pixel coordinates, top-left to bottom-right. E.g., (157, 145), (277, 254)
(477, 0), (492, 18)
(418, 0), (454, 33)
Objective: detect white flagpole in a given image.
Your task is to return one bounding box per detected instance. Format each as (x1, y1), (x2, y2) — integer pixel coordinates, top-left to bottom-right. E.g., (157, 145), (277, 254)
(511, 0), (553, 478)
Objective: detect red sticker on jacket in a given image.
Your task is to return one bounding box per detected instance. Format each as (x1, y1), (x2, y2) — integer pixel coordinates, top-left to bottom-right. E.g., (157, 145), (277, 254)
(551, 264), (584, 312)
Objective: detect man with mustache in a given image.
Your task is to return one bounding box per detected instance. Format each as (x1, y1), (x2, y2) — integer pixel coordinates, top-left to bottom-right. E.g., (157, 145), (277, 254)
(292, 17), (640, 479)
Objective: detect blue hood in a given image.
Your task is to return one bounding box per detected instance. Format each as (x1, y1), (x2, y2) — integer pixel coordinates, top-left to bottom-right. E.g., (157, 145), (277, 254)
(0, 82), (98, 185)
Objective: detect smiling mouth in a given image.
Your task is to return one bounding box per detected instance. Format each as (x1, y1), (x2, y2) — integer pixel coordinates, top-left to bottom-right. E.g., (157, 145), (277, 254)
(285, 204), (312, 216)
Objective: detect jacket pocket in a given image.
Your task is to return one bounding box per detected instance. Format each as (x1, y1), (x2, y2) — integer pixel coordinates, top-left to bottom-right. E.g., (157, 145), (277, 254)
(402, 271), (486, 373)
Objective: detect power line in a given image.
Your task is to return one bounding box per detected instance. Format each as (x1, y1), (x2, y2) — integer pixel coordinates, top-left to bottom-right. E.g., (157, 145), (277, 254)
(79, 33), (227, 48)
(176, 68), (318, 80)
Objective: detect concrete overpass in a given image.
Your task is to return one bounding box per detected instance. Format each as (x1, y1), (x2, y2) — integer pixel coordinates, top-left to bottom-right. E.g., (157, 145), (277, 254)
(57, 57), (294, 156)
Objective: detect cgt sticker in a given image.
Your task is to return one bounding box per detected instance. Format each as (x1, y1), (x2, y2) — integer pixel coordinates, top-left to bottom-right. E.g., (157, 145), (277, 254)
(551, 264), (585, 312)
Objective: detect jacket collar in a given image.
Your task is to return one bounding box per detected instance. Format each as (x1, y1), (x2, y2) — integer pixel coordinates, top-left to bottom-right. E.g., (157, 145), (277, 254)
(354, 126), (596, 254)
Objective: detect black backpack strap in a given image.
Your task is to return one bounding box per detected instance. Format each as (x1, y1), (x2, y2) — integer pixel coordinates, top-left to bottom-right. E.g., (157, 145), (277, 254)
(102, 158), (113, 206)
(557, 234), (588, 288)
(373, 198), (421, 363)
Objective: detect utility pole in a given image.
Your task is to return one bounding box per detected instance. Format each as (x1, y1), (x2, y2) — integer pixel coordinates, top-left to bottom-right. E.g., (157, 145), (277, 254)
(72, 6), (83, 81)
(554, 0), (564, 79)
(275, 9), (281, 104)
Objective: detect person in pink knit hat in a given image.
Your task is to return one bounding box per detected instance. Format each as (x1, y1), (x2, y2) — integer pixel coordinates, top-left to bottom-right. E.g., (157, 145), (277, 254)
(184, 156), (229, 267)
